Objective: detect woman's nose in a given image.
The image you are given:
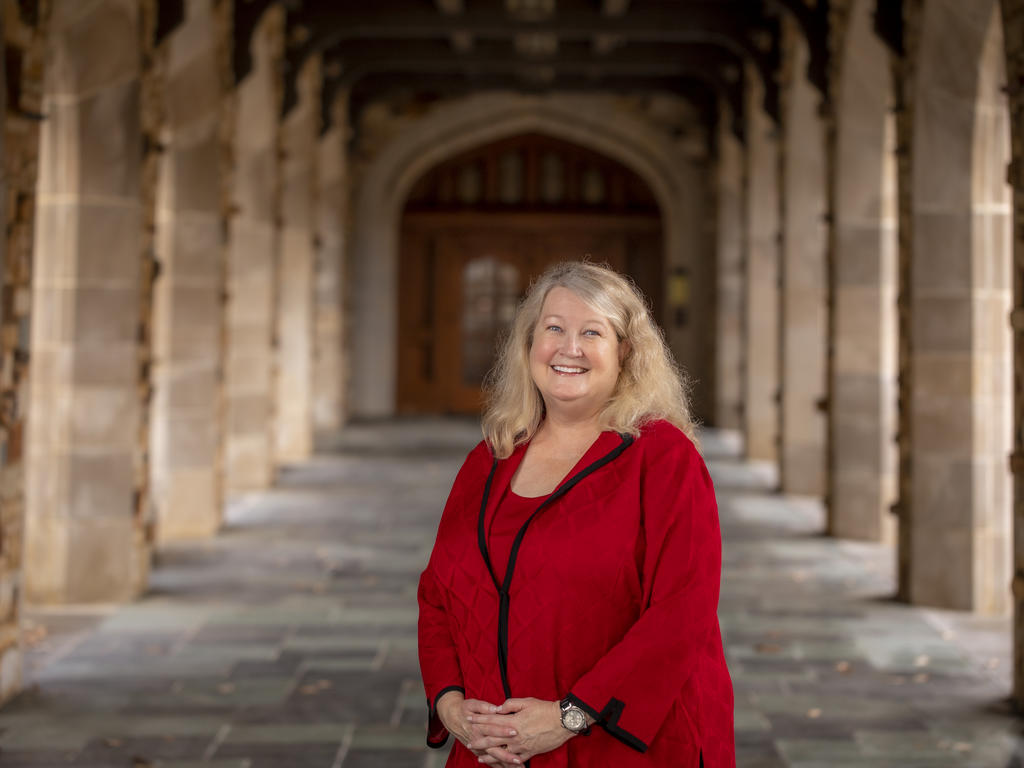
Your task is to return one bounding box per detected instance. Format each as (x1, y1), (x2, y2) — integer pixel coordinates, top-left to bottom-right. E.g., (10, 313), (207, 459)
(560, 333), (583, 356)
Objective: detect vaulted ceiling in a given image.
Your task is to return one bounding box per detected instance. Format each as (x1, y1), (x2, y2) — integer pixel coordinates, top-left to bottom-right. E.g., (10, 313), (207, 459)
(215, 0), (861, 140)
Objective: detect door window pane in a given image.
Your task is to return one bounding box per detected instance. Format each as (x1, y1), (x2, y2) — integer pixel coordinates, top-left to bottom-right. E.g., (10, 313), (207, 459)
(462, 257), (520, 385)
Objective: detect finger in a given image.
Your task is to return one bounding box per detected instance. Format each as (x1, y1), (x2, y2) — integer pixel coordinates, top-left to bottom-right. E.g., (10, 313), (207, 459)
(468, 735), (518, 751)
(485, 746), (524, 765)
(472, 724), (518, 739)
(496, 698), (529, 713)
(466, 714), (513, 727)
(464, 699), (501, 714)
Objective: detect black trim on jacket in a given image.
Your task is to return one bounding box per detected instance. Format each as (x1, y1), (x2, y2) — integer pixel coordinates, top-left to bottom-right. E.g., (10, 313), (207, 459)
(565, 692), (648, 753)
(427, 685), (465, 749)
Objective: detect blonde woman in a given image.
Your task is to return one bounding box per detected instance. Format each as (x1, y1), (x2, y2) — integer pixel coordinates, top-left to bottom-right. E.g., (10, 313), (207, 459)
(418, 262), (734, 768)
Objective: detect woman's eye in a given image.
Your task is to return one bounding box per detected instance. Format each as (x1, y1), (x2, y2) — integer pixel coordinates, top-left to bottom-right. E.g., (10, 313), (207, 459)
(546, 325), (562, 333)
(583, 329), (601, 337)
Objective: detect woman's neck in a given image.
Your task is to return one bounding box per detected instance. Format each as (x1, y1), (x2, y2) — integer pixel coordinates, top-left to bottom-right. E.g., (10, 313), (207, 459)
(534, 410), (602, 452)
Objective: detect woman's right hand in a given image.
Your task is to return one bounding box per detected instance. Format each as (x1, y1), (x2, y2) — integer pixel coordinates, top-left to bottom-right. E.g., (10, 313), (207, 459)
(436, 690), (522, 766)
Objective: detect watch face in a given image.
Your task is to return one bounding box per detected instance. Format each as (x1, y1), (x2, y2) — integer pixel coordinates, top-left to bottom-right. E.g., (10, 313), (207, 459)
(562, 707), (586, 732)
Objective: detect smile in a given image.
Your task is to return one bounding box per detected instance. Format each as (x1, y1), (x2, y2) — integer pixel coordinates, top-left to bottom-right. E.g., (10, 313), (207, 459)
(551, 365), (588, 374)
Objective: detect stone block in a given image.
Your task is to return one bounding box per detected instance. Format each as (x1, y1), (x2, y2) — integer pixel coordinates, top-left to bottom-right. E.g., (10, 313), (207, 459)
(913, 296), (972, 353)
(75, 202), (143, 283)
(912, 392), (972, 456)
(169, 282), (221, 330)
(67, 449), (135, 517)
(72, 341), (137, 387)
(912, 455), (974, 527)
(913, 210), (972, 291)
(73, 287), (139, 344)
(164, 415), (218, 468)
(167, 214), (222, 279)
(913, 353), (972, 398)
(77, 82), (142, 198)
(226, 394), (270, 434)
(169, 324), (222, 362)
(166, 50), (221, 130)
(909, 525), (973, 610)
(31, 286), (76, 343)
(156, 467), (220, 542)
(835, 223), (885, 287)
(233, 150), (276, 219)
(22, 512), (69, 602)
(226, 435), (273, 490)
(67, 379), (137, 451)
(32, 202), (77, 285)
(913, 89), (975, 208)
(162, 364), (219, 409)
(169, 138), (221, 212)
(48, 1), (139, 98)
(225, 353), (272, 395)
(65, 514), (141, 602)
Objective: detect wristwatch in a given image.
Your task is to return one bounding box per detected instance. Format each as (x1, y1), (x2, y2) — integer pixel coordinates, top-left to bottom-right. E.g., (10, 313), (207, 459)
(559, 697), (589, 734)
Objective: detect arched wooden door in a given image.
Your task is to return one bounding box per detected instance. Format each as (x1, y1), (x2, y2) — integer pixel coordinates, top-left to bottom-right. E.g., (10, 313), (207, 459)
(397, 134), (662, 415)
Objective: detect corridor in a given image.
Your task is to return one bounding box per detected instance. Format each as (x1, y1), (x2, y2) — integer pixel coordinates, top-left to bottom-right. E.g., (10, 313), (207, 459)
(0, 420), (1020, 767)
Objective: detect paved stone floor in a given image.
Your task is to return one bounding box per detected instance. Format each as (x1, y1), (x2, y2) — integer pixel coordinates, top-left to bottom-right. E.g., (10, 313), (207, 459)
(2, 419), (1024, 767)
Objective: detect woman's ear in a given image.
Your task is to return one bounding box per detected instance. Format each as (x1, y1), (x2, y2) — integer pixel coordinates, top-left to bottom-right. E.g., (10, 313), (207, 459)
(618, 339), (631, 365)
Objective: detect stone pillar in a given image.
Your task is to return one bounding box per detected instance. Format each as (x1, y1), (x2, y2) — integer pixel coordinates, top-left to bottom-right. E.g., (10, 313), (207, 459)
(25, 0), (148, 603)
(275, 57), (320, 462)
(715, 102), (745, 431)
(903, 0), (1010, 612)
(744, 66), (780, 462)
(150, 0), (227, 540)
(778, 21), (828, 495)
(313, 91), (348, 432)
(224, 6), (283, 490)
(0, 0), (46, 702)
(828, 0), (899, 542)
(1004, 0), (1024, 711)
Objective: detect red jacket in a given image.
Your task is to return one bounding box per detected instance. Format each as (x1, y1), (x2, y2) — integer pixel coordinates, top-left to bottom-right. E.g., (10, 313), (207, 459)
(418, 420), (735, 767)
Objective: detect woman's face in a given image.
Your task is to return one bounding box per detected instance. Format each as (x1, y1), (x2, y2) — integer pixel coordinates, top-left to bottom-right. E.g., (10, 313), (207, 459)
(529, 286), (624, 422)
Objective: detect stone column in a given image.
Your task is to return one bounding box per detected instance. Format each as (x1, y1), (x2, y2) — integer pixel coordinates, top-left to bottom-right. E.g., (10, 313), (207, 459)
(904, 0), (1010, 612)
(828, 0), (899, 542)
(150, 0), (226, 540)
(778, 21), (828, 496)
(25, 0), (148, 603)
(224, 6), (283, 490)
(744, 66), (780, 462)
(313, 91), (348, 432)
(715, 101), (745, 431)
(275, 57), (320, 462)
(1005, 0), (1024, 711)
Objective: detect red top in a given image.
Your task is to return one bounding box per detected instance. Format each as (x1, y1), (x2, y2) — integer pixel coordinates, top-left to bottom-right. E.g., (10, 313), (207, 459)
(418, 420), (735, 767)
(488, 489), (551, 577)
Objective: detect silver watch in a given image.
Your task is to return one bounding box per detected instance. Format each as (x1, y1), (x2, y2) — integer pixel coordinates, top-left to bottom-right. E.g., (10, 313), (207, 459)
(559, 697), (588, 733)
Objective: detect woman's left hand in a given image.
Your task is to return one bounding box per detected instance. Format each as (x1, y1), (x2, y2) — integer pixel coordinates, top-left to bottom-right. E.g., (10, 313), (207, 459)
(467, 697), (575, 764)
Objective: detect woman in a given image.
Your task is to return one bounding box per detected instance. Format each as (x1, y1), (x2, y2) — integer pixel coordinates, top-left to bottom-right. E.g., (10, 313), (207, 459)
(418, 261), (734, 767)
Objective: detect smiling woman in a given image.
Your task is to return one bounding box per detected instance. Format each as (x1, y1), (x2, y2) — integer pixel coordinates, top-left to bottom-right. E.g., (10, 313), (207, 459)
(418, 262), (735, 768)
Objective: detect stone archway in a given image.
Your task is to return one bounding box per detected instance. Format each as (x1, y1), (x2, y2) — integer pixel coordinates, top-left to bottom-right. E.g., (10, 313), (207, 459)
(348, 92), (707, 418)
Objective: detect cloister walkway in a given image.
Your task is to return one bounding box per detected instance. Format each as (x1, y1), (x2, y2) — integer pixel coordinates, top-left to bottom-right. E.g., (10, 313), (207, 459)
(1, 420), (1022, 767)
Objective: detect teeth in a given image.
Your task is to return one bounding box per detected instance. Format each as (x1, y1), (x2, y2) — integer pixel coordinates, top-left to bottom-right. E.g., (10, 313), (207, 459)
(552, 365), (587, 373)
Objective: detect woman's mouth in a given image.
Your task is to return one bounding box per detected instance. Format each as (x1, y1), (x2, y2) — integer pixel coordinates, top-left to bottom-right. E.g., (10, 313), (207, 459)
(551, 365), (588, 375)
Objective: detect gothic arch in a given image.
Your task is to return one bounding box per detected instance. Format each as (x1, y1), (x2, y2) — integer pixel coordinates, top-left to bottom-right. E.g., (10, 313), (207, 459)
(349, 92), (706, 417)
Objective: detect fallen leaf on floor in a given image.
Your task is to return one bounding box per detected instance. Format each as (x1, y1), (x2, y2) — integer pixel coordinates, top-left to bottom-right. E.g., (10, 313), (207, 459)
(835, 660), (850, 673)
(807, 708), (822, 719)
(913, 673), (929, 684)
(754, 643), (781, 654)
(914, 654), (930, 667)
(103, 738), (123, 748)
(217, 682), (235, 694)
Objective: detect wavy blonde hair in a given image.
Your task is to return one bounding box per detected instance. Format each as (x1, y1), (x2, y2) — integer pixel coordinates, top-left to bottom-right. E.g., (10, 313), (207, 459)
(481, 261), (697, 458)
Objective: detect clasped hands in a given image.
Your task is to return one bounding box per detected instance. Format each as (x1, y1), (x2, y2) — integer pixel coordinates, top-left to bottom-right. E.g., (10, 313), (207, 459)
(437, 691), (576, 766)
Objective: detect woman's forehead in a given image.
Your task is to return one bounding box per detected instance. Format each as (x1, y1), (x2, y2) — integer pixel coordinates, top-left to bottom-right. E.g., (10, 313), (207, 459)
(539, 286), (613, 324)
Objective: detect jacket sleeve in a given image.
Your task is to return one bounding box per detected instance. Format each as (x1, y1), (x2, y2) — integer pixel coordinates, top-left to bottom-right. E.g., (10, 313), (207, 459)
(418, 565), (465, 748)
(567, 437), (722, 752)
(417, 444), (485, 748)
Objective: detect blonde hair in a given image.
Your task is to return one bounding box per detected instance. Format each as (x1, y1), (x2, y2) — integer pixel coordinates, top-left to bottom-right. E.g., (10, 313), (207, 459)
(481, 261), (697, 458)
